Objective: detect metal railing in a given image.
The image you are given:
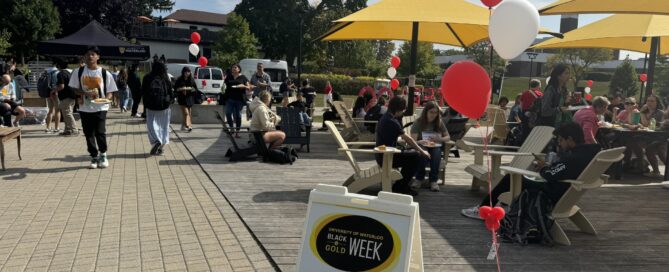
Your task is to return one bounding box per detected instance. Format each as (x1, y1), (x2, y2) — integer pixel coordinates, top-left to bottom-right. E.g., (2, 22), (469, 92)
(131, 25), (219, 44)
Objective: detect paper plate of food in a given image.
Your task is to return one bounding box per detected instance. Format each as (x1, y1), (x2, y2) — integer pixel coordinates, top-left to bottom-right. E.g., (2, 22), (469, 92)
(92, 98), (112, 104)
(374, 145), (398, 153)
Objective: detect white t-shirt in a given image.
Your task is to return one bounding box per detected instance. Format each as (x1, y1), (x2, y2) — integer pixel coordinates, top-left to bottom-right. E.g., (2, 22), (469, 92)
(0, 83), (15, 101)
(68, 67), (118, 112)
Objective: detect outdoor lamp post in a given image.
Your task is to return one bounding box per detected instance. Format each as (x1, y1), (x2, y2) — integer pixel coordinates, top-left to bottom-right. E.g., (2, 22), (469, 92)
(526, 52), (538, 87)
(298, 12), (304, 84)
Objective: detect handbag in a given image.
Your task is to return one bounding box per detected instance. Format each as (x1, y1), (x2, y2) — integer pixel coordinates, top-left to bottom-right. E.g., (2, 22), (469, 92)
(194, 90), (205, 104)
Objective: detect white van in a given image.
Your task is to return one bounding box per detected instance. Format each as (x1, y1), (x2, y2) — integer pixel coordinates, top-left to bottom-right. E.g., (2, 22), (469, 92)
(239, 59), (289, 101)
(165, 63), (224, 97)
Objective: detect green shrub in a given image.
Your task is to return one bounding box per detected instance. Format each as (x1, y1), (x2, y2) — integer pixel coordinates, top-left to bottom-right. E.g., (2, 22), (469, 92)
(584, 72), (612, 82)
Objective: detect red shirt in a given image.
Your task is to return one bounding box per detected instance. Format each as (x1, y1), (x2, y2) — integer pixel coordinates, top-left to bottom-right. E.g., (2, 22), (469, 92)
(324, 85), (332, 94)
(520, 88), (543, 111)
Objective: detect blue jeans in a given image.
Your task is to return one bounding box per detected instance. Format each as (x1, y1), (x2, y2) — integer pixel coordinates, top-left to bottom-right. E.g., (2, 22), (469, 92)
(415, 146), (443, 182)
(298, 112), (312, 126)
(225, 99), (245, 130)
(119, 88), (132, 109)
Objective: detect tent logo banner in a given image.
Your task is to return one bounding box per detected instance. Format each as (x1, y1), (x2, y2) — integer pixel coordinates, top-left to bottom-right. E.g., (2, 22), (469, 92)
(119, 47), (126, 54)
(309, 214), (400, 271)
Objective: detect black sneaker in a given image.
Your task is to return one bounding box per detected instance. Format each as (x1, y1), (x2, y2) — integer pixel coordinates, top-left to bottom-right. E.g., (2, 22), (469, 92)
(156, 145), (164, 156)
(150, 143), (161, 155)
(392, 183), (419, 197)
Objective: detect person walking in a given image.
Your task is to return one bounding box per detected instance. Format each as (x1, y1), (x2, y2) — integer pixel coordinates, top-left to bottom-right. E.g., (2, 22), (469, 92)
(142, 61), (174, 156)
(54, 61), (78, 136)
(128, 64), (143, 118)
(45, 63), (61, 133)
(300, 79), (316, 117)
(68, 46), (118, 169)
(323, 80), (333, 108)
(223, 63), (250, 138)
(175, 67), (197, 132)
(116, 68), (130, 112)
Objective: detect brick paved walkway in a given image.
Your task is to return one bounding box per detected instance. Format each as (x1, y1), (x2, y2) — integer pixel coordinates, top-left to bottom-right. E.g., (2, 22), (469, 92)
(0, 111), (275, 271)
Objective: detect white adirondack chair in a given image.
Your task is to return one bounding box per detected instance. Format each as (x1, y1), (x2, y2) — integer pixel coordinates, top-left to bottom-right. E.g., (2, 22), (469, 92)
(325, 121), (402, 193)
(464, 126), (555, 191)
(499, 146), (625, 245)
(332, 101), (376, 142)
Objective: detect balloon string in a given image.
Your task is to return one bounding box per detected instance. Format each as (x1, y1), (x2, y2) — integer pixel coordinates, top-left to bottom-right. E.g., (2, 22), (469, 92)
(478, 109), (502, 272)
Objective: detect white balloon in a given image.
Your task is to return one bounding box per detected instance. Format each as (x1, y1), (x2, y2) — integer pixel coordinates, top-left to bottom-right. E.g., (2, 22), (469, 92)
(188, 43), (200, 56)
(545, 77), (551, 85)
(584, 87), (591, 94)
(489, 0), (540, 60)
(387, 67), (397, 79)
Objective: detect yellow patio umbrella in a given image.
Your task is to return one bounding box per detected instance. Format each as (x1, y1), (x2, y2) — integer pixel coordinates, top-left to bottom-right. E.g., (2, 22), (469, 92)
(533, 14), (669, 54)
(539, 0), (669, 15)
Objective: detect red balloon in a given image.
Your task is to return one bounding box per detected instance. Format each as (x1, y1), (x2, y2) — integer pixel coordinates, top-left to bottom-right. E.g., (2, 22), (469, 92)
(485, 217), (501, 231)
(640, 73), (648, 82)
(198, 56), (208, 68)
(478, 206), (492, 219)
(585, 93), (593, 101)
(481, 0), (502, 8)
(390, 56), (401, 69)
(587, 80), (594, 87)
(492, 207), (505, 221)
(441, 61), (491, 119)
(202, 80), (207, 86)
(390, 79), (400, 90)
(191, 32), (201, 44)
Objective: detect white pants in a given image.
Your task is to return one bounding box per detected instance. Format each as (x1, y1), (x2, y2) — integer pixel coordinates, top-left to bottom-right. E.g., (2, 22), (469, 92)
(146, 108), (171, 146)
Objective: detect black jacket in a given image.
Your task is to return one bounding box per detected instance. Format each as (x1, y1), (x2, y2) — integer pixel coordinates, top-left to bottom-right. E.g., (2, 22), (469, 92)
(128, 71), (142, 93)
(539, 144), (601, 201)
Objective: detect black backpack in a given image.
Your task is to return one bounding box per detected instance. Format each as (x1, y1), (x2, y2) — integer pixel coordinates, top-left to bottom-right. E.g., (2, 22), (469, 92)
(37, 70), (58, 98)
(143, 76), (173, 110)
(265, 146), (298, 165)
(499, 189), (555, 246)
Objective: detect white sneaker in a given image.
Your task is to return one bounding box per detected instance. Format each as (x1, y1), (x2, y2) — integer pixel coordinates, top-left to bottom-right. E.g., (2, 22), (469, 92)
(45, 129), (52, 133)
(430, 182), (440, 192)
(461, 206), (482, 220)
(181, 124), (187, 131)
(134, 113), (142, 118)
(98, 153), (109, 168)
(89, 157), (99, 169)
(13, 122), (20, 128)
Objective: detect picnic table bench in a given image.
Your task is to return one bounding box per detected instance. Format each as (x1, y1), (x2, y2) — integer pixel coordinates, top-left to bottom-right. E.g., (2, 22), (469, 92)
(0, 127), (22, 170)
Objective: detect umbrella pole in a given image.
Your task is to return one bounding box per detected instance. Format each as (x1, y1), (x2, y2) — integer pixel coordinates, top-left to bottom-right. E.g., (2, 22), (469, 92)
(640, 53), (647, 102)
(406, 22), (419, 116)
(645, 37), (659, 102)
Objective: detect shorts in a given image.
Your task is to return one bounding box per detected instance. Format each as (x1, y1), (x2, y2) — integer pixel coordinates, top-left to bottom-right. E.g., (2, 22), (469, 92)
(6, 101), (19, 115)
(47, 97), (60, 109)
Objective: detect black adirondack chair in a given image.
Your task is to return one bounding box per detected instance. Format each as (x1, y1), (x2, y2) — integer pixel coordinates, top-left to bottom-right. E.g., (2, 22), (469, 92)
(276, 107), (311, 152)
(215, 111), (256, 161)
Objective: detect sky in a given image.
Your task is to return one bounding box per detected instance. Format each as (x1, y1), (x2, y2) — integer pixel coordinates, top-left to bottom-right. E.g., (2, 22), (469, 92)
(155, 0), (644, 60)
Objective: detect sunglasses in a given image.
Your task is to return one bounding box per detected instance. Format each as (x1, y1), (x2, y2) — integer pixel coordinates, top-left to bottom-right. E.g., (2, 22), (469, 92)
(625, 102), (636, 105)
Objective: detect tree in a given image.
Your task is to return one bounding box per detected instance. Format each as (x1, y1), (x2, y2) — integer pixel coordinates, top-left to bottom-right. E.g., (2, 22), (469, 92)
(0, 30), (10, 56)
(235, 0), (311, 65)
(0, 0), (60, 62)
(51, 0), (174, 38)
(211, 13), (258, 70)
(651, 56), (669, 98)
(609, 59), (639, 97)
(396, 42), (441, 79)
(344, 0), (367, 12)
(464, 41), (505, 75)
(547, 48), (613, 90)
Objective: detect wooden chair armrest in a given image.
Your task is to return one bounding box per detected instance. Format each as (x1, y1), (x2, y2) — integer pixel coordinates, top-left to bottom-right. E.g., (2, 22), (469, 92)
(345, 142), (376, 146)
(558, 179), (584, 185)
(500, 166), (542, 179)
(484, 151), (536, 157)
(338, 148), (376, 154)
(461, 140), (521, 150)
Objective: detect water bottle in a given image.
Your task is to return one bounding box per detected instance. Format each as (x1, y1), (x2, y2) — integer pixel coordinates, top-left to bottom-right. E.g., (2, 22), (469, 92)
(650, 118), (657, 130)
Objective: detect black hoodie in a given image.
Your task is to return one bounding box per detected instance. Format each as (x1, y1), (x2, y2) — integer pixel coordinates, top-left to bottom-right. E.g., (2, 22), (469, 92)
(539, 144), (602, 202)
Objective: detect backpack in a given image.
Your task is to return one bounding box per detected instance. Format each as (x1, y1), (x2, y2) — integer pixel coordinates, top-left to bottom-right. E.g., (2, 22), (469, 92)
(143, 76), (173, 110)
(499, 189), (555, 246)
(37, 70), (58, 98)
(265, 146), (298, 164)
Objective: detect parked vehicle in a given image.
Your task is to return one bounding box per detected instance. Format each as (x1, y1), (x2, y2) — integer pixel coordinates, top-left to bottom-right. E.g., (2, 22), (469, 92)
(240, 59), (289, 102)
(165, 63), (224, 99)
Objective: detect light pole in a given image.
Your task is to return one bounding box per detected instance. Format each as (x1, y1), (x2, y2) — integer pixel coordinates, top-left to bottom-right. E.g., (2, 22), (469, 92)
(297, 14), (304, 85)
(526, 52), (538, 87)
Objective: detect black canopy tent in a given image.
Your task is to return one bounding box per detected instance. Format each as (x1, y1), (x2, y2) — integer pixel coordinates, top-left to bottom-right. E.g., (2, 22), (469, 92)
(38, 20), (150, 61)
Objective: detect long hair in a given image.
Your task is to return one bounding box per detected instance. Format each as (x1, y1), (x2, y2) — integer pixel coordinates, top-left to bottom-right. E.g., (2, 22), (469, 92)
(150, 61), (168, 79)
(547, 64), (568, 89)
(645, 94), (665, 110)
(178, 66), (194, 83)
(352, 96), (367, 118)
(418, 101), (445, 133)
(118, 68), (128, 81)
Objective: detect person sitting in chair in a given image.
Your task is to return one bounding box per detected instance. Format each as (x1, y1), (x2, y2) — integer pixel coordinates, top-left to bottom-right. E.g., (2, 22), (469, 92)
(250, 91), (285, 149)
(287, 92), (312, 128)
(375, 96), (430, 196)
(461, 122), (601, 219)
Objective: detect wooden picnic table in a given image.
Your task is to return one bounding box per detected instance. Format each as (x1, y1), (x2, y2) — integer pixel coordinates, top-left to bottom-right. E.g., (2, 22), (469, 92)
(596, 126), (669, 179)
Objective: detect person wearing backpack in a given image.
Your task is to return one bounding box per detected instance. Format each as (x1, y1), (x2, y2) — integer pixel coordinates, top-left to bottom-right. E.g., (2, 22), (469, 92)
(45, 63), (62, 133)
(68, 46), (118, 169)
(461, 122), (601, 220)
(141, 61), (174, 156)
(53, 61), (78, 136)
